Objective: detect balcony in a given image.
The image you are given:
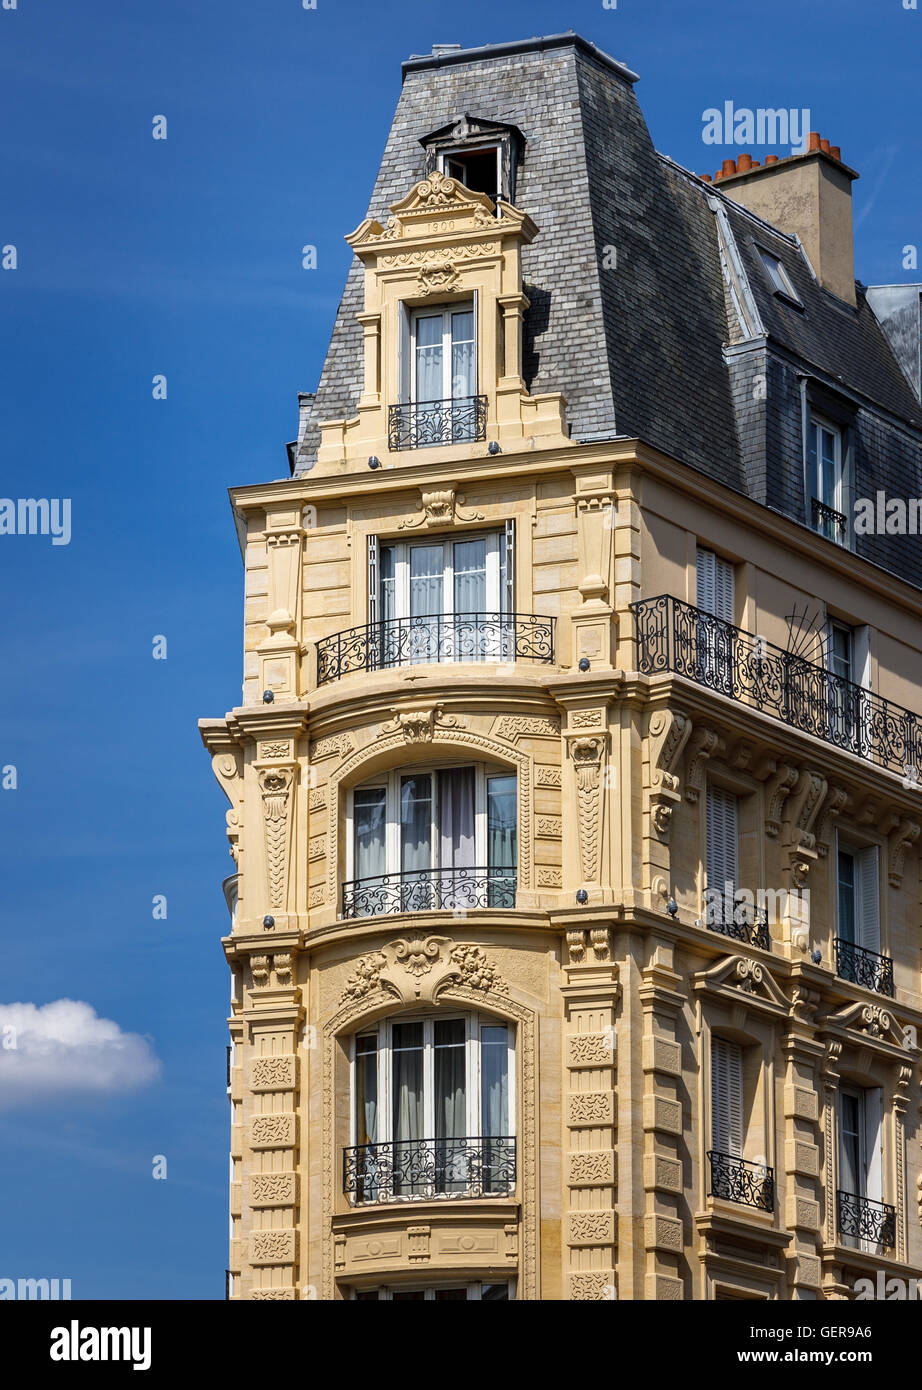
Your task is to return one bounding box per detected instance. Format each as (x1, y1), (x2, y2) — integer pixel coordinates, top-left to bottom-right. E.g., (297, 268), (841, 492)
(812, 497), (848, 546)
(834, 937), (894, 997)
(707, 1151), (775, 1212)
(706, 903), (770, 952)
(316, 612), (555, 685)
(388, 395), (487, 451)
(344, 1136), (516, 1204)
(632, 594), (922, 778)
(836, 1190), (896, 1248)
(341, 866), (517, 919)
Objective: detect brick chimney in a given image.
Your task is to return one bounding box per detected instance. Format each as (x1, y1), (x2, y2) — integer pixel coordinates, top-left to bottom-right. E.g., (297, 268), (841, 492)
(707, 134), (859, 306)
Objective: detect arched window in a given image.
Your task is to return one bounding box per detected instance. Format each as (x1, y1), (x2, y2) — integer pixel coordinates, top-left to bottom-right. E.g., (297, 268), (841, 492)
(344, 762), (517, 917)
(345, 1011), (515, 1204)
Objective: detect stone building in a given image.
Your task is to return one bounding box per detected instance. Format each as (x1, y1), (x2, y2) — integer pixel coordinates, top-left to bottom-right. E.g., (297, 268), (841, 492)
(200, 32), (922, 1300)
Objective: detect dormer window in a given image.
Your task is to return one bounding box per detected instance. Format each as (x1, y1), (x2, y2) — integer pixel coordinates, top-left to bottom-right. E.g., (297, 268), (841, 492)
(809, 414), (847, 544)
(390, 303), (485, 450)
(441, 146), (502, 205)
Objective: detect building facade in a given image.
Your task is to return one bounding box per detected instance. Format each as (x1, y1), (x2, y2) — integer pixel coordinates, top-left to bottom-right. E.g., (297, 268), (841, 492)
(200, 33), (922, 1300)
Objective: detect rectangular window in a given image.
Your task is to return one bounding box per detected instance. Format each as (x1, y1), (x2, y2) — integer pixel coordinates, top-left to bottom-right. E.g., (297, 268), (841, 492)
(346, 764), (517, 916)
(837, 843), (880, 953)
(809, 416), (846, 543)
(757, 247), (802, 305)
(706, 785), (740, 928)
(711, 1037), (744, 1158)
(411, 305), (477, 404)
(838, 1085), (885, 1249)
(696, 547), (734, 693)
(441, 145), (502, 203)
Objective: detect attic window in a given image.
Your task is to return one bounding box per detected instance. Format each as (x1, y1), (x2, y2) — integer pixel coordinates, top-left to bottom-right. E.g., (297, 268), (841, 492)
(441, 146), (501, 205)
(757, 248), (802, 307)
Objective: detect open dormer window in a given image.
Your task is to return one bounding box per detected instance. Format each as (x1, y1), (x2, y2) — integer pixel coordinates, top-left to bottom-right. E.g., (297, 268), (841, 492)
(412, 304), (476, 405)
(441, 146), (502, 205)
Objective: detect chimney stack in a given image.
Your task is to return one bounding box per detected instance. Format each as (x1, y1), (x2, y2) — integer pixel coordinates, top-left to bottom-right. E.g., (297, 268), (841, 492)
(706, 134), (859, 306)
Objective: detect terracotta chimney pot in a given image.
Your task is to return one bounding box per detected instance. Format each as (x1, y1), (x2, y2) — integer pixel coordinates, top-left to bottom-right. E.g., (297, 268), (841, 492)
(738, 153), (753, 171)
(808, 131), (822, 151)
(721, 158), (737, 176)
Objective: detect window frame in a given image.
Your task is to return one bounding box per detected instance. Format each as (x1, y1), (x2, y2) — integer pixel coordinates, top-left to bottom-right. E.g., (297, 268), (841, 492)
(409, 302), (477, 405)
(348, 1010), (517, 1155)
(345, 760), (517, 884)
(808, 412), (846, 533)
(755, 245), (803, 307)
(353, 1278), (514, 1300)
(439, 144), (503, 204)
(835, 835), (882, 955)
(377, 530), (507, 623)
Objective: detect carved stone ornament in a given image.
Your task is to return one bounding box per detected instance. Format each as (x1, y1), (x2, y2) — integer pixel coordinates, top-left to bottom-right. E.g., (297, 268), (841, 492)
(572, 736), (604, 883)
(399, 488), (485, 530)
(684, 727), (722, 803)
(380, 703), (459, 743)
(340, 936), (507, 1006)
(258, 765), (294, 913)
(647, 707), (692, 840)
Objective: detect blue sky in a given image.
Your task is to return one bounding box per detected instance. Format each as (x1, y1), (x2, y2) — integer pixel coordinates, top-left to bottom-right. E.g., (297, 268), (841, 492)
(0, 0), (919, 1301)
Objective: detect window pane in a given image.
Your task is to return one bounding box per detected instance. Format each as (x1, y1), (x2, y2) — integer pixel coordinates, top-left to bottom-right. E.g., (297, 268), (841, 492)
(433, 1288), (467, 1300)
(438, 767), (476, 873)
(480, 1025), (509, 1136)
(354, 1035), (378, 1146)
(392, 1290), (426, 1301)
(379, 545), (396, 623)
(481, 1283), (510, 1300)
(487, 774), (517, 908)
(451, 311), (475, 398)
(400, 775), (432, 873)
(837, 849), (856, 945)
(353, 788), (386, 882)
(409, 544), (443, 620)
(415, 315), (443, 401)
(453, 538), (487, 615)
(434, 1017), (467, 1193)
(391, 1022), (424, 1194)
(840, 1092), (863, 1195)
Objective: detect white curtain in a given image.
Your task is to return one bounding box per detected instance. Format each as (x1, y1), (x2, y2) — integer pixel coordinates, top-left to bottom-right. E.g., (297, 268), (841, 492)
(434, 1019), (467, 1193)
(392, 1022), (424, 1195)
(453, 538), (487, 616)
(439, 768), (475, 909)
(487, 774), (517, 907)
(415, 314), (443, 401)
(353, 788), (386, 882)
(450, 310), (475, 398)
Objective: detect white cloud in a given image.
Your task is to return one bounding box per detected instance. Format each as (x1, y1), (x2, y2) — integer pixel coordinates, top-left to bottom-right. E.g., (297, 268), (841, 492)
(0, 1000), (161, 1109)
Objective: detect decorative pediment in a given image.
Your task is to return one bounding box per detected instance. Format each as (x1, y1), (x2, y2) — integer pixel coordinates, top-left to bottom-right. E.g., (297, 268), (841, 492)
(823, 1001), (917, 1053)
(340, 935), (508, 1007)
(420, 114), (524, 149)
(346, 172), (537, 251)
(693, 954), (790, 1019)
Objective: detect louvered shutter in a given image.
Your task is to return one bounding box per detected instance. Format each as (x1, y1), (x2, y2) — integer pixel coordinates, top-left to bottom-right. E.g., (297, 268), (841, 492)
(856, 846), (880, 954)
(711, 1037), (744, 1157)
(707, 785), (739, 919)
(696, 548), (734, 623)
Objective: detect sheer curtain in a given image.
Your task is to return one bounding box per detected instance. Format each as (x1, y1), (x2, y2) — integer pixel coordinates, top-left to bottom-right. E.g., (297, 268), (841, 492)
(392, 1022), (424, 1195)
(434, 1019), (467, 1193)
(438, 768), (475, 908)
(354, 1034), (378, 1201)
(400, 774), (432, 908)
(487, 774), (517, 908)
(353, 788), (386, 885)
(480, 1024), (510, 1194)
(409, 544), (444, 663)
(450, 310), (476, 442)
(415, 314), (443, 401)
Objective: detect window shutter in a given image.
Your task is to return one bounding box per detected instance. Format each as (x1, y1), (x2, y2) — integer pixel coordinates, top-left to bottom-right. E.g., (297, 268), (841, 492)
(504, 519), (515, 615)
(864, 1087), (884, 1204)
(856, 846), (880, 954)
(706, 785), (739, 913)
(696, 548), (734, 623)
(711, 1038), (743, 1157)
(714, 555), (734, 624)
(367, 535), (379, 626)
(696, 547), (715, 614)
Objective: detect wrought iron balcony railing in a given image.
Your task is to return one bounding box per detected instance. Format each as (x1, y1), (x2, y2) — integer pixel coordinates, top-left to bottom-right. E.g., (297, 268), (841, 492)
(706, 902), (771, 951)
(812, 496), (848, 546)
(342, 866), (517, 919)
(834, 937), (894, 997)
(707, 1150), (775, 1212)
(344, 1136), (516, 1203)
(316, 611), (555, 685)
(388, 395), (488, 450)
(632, 594), (922, 779)
(836, 1190), (896, 1248)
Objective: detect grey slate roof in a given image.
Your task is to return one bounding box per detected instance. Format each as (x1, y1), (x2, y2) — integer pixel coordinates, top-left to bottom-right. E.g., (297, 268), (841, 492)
(293, 31), (922, 590)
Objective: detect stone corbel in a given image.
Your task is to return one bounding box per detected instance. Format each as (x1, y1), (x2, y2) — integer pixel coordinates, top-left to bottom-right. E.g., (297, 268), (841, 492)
(764, 763), (799, 837)
(783, 769), (827, 885)
(646, 708), (692, 840)
(888, 818), (920, 889)
(815, 784), (849, 858)
(684, 727), (723, 803)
